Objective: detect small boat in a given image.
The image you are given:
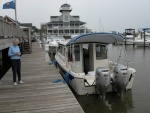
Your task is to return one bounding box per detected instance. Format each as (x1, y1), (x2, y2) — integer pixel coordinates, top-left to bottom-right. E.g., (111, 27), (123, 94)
(44, 35), (65, 53)
(55, 33), (136, 98)
(124, 29), (135, 45)
(133, 28), (150, 47)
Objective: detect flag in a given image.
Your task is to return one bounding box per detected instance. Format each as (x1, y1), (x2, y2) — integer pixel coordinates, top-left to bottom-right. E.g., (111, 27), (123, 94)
(3, 1), (15, 9)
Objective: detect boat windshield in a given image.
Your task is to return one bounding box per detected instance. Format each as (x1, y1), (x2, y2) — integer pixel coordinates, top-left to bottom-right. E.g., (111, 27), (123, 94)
(96, 44), (107, 60)
(125, 29), (135, 35)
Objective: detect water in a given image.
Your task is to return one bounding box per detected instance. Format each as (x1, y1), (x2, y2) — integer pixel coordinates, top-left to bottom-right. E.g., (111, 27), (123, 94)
(74, 45), (150, 113)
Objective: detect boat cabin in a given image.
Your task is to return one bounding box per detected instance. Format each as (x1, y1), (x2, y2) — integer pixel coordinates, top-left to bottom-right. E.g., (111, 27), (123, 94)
(125, 29), (135, 36)
(57, 33), (123, 75)
(46, 35), (65, 43)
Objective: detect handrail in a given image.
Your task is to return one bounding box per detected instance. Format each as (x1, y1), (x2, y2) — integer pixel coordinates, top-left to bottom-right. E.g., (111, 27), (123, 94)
(0, 19), (28, 38)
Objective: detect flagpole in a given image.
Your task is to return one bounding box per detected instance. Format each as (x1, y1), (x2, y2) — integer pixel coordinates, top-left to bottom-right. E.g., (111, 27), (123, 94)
(14, 0), (18, 37)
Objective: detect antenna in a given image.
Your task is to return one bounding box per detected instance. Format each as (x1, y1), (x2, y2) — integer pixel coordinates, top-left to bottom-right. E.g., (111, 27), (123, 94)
(99, 18), (104, 32)
(99, 19), (101, 32)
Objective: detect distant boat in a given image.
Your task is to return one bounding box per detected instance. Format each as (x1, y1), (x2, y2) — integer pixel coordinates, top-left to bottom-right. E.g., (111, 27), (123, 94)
(55, 33), (136, 98)
(124, 29), (135, 45)
(44, 35), (65, 53)
(133, 28), (150, 47)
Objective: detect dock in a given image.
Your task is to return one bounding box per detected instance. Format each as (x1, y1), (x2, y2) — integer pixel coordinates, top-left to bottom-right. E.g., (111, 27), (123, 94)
(0, 42), (84, 113)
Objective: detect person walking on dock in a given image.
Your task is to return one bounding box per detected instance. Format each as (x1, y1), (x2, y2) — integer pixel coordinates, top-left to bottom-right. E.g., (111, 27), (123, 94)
(8, 38), (23, 86)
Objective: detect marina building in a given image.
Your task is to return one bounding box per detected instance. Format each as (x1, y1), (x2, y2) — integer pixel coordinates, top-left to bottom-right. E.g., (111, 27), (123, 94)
(46, 3), (91, 37)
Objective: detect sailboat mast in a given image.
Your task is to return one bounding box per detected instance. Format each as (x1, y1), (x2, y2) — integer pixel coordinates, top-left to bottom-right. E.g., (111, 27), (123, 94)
(99, 18), (104, 32)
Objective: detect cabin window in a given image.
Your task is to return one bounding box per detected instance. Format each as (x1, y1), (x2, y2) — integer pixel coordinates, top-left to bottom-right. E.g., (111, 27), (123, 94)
(58, 46), (60, 53)
(74, 45), (80, 61)
(58, 46), (63, 54)
(62, 47), (65, 56)
(68, 47), (73, 62)
(96, 44), (107, 60)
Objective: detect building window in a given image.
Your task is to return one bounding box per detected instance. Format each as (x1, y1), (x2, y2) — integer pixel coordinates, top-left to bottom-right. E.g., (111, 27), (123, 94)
(71, 30), (74, 33)
(96, 44), (107, 60)
(48, 30), (52, 33)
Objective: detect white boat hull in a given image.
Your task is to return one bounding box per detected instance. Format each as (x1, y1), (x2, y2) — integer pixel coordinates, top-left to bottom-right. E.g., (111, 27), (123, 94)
(133, 41), (150, 47)
(56, 58), (136, 95)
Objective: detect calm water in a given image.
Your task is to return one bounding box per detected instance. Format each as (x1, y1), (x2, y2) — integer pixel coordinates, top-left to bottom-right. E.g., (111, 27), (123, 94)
(74, 45), (150, 113)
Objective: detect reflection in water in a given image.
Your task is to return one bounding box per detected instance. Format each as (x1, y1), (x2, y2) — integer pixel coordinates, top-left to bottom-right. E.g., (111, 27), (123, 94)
(106, 91), (134, 113)
(74, 91), (134, 113)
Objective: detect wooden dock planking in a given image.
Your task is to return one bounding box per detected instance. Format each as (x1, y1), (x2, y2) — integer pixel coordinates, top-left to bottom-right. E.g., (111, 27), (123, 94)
(0, 42), (84, 113)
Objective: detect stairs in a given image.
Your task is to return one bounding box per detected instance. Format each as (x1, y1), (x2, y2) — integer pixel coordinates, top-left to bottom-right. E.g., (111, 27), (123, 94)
(21, 42), (32, 54)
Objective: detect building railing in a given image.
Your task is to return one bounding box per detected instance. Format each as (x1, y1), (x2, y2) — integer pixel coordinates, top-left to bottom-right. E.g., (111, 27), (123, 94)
(0, 18), (28, 38)
(59, 7), (72, 11)
(47, 33), (85, 36)
(47, 26), (86, 29)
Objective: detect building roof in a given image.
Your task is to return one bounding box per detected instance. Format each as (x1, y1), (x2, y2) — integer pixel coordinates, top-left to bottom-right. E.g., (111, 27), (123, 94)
(70, 21), (86, 24)
(61, 3), (70, 7)
(73, 16), (79, 18)
(20, 23), (32, 27)
(4, 16), (16, 23)
(3, 15), (19, 27)
(51, 16), (59, 18)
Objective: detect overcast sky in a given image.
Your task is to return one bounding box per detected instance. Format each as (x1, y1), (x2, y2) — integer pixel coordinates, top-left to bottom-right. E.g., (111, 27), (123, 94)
(0, 0), (150, 32)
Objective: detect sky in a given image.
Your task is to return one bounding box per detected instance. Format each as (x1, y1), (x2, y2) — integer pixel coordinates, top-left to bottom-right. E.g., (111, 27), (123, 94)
(0, 0), (150, 33)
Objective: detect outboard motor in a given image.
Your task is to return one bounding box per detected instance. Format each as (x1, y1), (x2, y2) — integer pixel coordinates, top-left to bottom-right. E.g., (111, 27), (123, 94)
(114, 66), (129, 97)
(95, 67), (110, 99)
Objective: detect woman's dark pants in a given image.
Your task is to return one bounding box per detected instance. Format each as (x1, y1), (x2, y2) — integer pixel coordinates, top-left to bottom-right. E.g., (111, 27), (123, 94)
(11, 59), (21, 82)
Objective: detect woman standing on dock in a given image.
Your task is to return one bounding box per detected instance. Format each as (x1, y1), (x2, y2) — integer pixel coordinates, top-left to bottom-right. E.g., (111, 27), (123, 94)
(8, 38), (23, 86)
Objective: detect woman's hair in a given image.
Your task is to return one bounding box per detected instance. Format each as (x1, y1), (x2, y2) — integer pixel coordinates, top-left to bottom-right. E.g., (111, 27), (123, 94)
(13, 38), (19, 43)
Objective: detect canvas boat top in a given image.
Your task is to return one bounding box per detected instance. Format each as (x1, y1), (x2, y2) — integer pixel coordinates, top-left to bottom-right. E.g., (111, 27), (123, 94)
(63, 33), (124, 45)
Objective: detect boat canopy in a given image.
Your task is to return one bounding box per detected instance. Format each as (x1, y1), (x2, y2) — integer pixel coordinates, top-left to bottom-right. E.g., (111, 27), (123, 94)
(66, 33), (123, 45)
(140, 28), (150, 31)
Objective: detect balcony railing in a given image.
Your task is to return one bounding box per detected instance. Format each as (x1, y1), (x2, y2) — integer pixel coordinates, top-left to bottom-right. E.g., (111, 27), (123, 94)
(47, 33), (85, 36)
(47, 26), (86, 29)
(59, 7), (72, 11)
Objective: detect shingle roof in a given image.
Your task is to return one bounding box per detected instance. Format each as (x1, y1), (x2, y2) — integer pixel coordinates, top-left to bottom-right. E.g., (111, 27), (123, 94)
(20, 23), (32, 27)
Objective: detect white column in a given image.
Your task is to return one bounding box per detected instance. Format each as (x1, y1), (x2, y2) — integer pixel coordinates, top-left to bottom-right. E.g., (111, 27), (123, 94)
(84, 24), (86, 33)
(79, 24), (80, 34)
(74, 23), (75, 35)
(63, 23), (65, 35)
(58, 28), (59, 36)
